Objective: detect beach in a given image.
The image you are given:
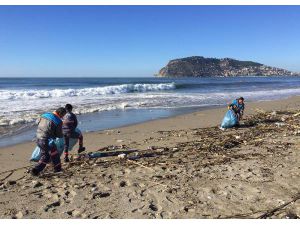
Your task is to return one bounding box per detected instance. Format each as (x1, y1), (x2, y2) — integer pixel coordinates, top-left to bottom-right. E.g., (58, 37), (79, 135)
(1, 3), (300, 220)
(0, 96), (299, 218)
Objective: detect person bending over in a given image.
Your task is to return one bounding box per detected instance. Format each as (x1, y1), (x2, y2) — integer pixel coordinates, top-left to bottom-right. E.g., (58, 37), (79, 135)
(228, 97), (245, 122)
(31, 107), (66, 176)
(62, 104), (85, 162)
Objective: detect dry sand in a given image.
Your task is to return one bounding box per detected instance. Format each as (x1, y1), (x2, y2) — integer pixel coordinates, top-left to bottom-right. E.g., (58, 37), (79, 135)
(0, 96), (300, 218)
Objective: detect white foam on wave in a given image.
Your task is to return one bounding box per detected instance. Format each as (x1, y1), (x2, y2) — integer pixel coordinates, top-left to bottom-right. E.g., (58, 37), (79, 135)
(0, 83), (176, 100)
(0, 114), (39, 126)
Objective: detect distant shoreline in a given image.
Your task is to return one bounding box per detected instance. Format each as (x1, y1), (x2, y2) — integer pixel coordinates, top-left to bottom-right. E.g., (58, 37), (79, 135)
(155, 75), (300, 78)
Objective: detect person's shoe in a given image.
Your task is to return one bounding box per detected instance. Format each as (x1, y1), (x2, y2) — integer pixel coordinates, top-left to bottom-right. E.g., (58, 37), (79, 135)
(31, 168), (40, 176)
(234, 123), (240, 129)
(77, 146), (86, 154)
(64, 156), (70, 163)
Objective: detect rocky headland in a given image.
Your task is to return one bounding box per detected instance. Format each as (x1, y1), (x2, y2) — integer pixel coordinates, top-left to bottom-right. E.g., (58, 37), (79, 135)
(157, 56), (299, 77)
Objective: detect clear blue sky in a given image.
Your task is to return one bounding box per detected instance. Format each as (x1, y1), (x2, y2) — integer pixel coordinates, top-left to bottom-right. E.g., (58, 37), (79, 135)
(0, 5), (299, 77)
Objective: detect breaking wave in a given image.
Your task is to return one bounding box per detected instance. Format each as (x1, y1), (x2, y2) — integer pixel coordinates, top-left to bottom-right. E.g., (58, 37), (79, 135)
(0, 83), (176, 100)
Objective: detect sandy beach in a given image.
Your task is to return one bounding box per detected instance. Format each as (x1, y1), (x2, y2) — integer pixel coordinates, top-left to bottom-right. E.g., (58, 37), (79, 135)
(0, 96), (300, 218)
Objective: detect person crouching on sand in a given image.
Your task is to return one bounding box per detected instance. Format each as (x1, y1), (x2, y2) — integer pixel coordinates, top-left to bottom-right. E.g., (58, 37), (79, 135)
(31, 107), (66, 176)
(62, 104), (85, 162)
(228, 97), (245, 123)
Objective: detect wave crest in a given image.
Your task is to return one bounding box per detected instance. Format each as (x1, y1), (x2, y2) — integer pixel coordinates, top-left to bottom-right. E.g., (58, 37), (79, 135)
(0, 83), (176, 100)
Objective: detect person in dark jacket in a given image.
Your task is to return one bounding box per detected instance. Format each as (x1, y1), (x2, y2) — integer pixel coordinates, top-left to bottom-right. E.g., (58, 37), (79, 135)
(228, 97), (245, 122)
(31, 107), (67, 176)
(62, 104), (85, 162)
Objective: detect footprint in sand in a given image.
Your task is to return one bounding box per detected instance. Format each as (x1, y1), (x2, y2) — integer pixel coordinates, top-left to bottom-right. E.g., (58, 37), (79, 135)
(147, 195), (163, 216)
(43, 200), (60, 212)
(149, 202), (162, 218)
(91, 191), (111, 199)
(149, 203), (158, 212)
(160, 211), (173, 219)
(119, 181), (127, 187)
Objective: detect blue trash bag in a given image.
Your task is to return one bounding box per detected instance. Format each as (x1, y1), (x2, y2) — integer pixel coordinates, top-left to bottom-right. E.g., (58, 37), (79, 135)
(30, 128), (81, 162)
(221, 109), (238, 128)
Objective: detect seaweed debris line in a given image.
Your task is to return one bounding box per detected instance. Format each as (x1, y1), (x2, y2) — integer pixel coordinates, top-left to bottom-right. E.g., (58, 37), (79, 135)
(0, 110), (300, 219)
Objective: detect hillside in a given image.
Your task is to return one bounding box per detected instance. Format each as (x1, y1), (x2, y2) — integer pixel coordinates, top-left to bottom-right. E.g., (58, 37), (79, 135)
(157, 56), (299, 77)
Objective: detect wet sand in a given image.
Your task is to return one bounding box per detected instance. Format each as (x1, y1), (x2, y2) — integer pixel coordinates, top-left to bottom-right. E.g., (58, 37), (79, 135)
(0, 96), (300, 218)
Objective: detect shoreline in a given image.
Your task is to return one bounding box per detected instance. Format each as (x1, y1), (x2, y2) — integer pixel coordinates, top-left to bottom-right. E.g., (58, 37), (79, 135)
(1, 95), (300, 175)
(0, 105), (218, 148)
(1, 93), (300, 149)
(0, 94), (299, 147)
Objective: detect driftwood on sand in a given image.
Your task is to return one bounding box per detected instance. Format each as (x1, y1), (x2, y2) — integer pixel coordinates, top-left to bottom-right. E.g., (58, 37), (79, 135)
(0, 109), (300, 218)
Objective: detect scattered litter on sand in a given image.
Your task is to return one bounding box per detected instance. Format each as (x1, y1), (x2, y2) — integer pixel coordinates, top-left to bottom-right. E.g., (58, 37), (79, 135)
(0, 110), (299, 218)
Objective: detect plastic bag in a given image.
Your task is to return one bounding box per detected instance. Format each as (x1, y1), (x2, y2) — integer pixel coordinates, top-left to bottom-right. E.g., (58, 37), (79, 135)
(221, 109), (238, 128)
(30, 128), (81, 162)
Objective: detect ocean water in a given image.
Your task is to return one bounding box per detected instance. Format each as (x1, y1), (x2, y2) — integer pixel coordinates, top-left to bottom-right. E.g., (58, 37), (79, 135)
(1, 76), (300, 147)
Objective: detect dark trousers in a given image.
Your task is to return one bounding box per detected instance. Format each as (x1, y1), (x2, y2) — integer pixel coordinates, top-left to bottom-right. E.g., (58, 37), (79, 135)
(64, 132), (83, 155)
(34, 139), (61, 173)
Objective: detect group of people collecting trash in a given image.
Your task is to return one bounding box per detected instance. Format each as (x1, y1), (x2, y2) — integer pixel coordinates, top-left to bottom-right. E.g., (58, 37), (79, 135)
(30, 97), (245, 177)
(31, 104), (85, 176)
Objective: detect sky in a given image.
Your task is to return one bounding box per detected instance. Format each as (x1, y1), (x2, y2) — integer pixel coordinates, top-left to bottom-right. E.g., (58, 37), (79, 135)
(0, 5), (299, 77)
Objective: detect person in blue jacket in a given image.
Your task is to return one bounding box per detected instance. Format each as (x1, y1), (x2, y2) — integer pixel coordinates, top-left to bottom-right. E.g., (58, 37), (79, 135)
(228, 97), (245, 122)
(62, 104), (85, 162)
(31, 107), (67, 176)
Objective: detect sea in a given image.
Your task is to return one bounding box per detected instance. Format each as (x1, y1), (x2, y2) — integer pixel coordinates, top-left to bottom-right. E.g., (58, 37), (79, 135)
(1, 76), (300, 147)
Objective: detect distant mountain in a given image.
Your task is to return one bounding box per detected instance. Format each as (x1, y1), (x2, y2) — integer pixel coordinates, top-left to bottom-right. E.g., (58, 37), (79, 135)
(156, 56), (299, 77)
